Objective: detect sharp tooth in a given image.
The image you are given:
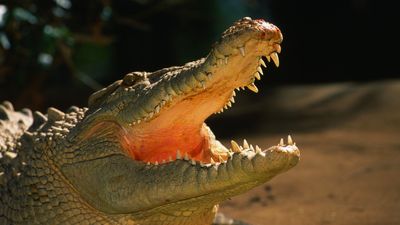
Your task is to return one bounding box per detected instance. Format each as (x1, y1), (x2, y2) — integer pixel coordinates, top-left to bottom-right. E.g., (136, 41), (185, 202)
(259, 58), (267, 67)
(137, 119), (141, 124)
(271, 52), (279, 67)
(266, 55), (271, 62)
(250, 144), (255, 151)
(255, 145), (262, 153)
(240, 86), (245, 90)
(231, 140), (241, 153)
(239, 47), (245, 57)
(200, 161), (206, 167)
(288, 135), (293, 145)
(235, 87), (240, 91)
(218, 155), (224, 163)
(154, 161), (159, 165)
(155, 105), (160, 113)
(232, 90), (236, 96)
(230, 97), (235, 103)
(276, 45), (282, 53)
(146, 162), (151, 165)
(200, 81), (206, 89)
(176, 150), (181, 160)
(184, 153), (189, 160)
(279, 138), (284, 146)
(257, 66), (264, 75)
(224, 105), (228, 109)
(191, 159), (196, 165)
(247, 83), (259, 93)
(210, 158), (215, 164)
(225, 57), (228, 64)
(243, 139), (249, 149)
(227, 101), (232, 107)
(254, 72), (261, 80)
(294, 142), (297, 146)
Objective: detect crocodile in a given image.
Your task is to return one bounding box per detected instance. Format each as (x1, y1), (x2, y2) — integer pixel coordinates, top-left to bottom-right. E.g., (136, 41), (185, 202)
(0, 17), (300, 225)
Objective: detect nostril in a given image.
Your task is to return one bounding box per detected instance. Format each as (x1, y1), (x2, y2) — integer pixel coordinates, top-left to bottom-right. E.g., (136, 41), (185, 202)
(275, 30), (284, 43)
(274, 44), (282, 53)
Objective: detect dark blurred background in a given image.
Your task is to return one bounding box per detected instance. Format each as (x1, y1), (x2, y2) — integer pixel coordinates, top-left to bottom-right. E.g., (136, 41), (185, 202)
(0, 0), (399, 111)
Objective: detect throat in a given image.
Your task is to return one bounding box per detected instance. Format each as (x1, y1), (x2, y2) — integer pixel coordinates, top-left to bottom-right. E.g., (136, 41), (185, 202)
(123, 124), (214, 163)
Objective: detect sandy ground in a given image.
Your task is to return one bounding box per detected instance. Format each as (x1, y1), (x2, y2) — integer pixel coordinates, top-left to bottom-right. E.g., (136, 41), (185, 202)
(216, 80), (400, 225)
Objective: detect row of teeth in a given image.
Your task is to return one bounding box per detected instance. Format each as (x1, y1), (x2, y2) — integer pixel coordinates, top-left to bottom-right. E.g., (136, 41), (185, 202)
(145, 149), (224, 167)
(216, 47), (280, 114)
(145, 135), (295, 167)
(239, 45), (280, 65)
(229, 135), (295, 153)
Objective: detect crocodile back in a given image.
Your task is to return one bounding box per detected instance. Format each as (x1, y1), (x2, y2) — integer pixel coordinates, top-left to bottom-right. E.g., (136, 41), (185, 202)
(0, 101), (33, 154)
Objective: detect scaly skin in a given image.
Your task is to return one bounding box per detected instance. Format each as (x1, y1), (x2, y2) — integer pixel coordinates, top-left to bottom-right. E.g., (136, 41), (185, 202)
(0, 17), (300, 225)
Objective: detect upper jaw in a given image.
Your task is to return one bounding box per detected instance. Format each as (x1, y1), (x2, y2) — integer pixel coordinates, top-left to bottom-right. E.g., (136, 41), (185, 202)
(80, 18), (283, 130)
(114, 18), (283, 126)
(121, 35), (282, 128)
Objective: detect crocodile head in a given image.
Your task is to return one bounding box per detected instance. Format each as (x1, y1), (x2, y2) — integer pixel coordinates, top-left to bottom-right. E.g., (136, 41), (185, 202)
(62, 17), (299, 224)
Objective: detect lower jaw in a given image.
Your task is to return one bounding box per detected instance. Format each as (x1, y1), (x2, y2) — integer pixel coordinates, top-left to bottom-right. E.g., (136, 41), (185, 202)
(119, 141), (298, 222)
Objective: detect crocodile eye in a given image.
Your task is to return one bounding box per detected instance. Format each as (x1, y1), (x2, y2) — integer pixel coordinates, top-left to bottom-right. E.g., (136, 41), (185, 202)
(122, 72), (147, 87)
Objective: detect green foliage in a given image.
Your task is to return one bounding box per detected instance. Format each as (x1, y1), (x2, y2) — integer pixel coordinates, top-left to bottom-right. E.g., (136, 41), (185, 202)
(0, 0), (114, 88)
